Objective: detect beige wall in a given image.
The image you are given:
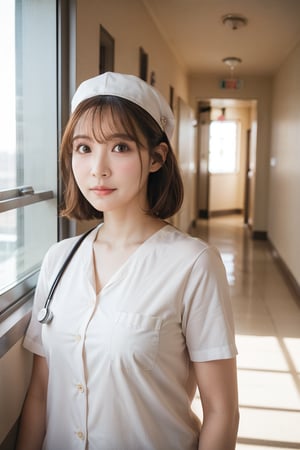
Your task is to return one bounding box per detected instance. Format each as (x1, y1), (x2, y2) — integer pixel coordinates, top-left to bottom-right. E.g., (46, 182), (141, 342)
(268, 42), (300, 284)
(247, 104), (258, 228)
(175, 97), (197, 231)
(0, 340), (32, 444)
(188, 75), (272, 232)
(76, 0), (188, 106)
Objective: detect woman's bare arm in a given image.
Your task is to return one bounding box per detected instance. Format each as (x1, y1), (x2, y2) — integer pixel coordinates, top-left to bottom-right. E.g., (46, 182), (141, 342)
(194, 358), (239, 450)
(16, 354), (48, 450)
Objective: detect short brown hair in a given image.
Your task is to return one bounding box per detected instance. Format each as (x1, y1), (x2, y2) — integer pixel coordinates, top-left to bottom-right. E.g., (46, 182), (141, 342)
(60, 96), (184, 220)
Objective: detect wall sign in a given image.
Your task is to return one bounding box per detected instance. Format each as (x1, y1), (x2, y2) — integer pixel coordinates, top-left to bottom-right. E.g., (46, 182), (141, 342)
(219, 79), (243, 90)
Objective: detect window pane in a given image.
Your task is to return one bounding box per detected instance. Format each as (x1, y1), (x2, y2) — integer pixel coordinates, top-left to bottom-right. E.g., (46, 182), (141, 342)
(209, 121), (238, 173)
(0, 0), (16, 189)
(0, 202), (56, 293)
(0, 0), (58, 300)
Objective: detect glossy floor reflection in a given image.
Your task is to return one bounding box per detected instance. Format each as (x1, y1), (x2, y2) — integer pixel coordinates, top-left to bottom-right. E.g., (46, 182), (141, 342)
(190, 215), (300, 450)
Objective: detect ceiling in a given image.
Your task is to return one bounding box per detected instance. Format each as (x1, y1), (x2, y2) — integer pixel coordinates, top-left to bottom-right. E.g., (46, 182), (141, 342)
(142, 0), (300, 78)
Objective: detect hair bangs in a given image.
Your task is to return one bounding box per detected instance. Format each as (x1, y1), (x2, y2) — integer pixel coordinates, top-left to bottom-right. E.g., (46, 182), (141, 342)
(82, 98), (145, 149)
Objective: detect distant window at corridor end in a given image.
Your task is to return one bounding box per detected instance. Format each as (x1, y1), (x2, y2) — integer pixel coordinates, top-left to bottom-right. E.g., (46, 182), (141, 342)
(209, 120), (238, 174)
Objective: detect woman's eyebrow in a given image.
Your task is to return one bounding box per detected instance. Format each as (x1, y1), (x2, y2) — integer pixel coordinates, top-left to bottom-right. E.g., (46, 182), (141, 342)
(108, 133), (135, 141)
(71, 134), (91, 143)
(71, 132), (136, 144)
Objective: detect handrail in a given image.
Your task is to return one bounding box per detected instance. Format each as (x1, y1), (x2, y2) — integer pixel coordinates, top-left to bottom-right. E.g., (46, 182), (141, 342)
(0, 185), (54, 212)
(0, 269), (39, 318)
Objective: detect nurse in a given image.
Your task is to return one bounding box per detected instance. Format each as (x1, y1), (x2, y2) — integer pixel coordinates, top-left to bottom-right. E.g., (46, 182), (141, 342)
(17, 72), (239, 450)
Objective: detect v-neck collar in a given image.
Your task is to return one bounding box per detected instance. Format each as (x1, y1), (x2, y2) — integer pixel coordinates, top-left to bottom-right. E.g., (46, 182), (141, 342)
(91, 223), (171, 296)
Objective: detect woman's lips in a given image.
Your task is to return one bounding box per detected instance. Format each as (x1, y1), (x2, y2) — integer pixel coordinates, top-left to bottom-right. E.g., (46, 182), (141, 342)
(90, 186), (116, 196)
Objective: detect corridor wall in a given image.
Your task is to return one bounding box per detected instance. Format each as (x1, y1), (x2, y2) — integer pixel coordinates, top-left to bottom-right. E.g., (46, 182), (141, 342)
(76, 0), (188, 113)
(269, 41), (300, 286)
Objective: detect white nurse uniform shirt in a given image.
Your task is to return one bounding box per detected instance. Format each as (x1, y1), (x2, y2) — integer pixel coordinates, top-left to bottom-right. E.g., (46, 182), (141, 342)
(24, 224), (237, 450)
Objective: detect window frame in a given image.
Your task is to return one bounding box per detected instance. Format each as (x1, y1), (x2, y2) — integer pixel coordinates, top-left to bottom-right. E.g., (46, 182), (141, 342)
(0, 0), (76, 354)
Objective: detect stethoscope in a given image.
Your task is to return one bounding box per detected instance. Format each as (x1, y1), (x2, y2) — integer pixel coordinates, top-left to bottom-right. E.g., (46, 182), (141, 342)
(37, 227), (96, 324)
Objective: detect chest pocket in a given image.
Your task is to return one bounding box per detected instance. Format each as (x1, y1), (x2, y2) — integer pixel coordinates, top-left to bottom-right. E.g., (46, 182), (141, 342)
(110, 312), (162, 371)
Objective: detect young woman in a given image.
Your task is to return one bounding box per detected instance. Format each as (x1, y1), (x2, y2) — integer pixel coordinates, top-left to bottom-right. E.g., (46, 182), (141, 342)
(17, 72), (239, 450)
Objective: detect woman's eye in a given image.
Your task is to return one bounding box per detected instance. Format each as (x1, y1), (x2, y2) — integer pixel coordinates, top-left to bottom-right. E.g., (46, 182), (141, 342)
(75, 144), (91, 154)
(113, 143), (130, 153)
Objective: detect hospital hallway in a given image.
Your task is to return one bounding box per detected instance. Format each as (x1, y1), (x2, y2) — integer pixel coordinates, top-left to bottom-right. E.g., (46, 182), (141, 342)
(190, 214), (300, 450)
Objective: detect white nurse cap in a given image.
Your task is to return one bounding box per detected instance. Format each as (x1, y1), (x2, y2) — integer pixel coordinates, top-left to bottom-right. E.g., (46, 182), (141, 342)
(71, 72), (175, 140)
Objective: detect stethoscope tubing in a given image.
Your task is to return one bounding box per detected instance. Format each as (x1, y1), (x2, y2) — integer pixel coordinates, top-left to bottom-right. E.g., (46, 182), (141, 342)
(38, 226), (96, 324)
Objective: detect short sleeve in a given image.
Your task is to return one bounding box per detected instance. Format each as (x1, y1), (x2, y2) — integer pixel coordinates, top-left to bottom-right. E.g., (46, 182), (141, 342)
(23, 251), (51, 357)
(182, 246), (237, 362)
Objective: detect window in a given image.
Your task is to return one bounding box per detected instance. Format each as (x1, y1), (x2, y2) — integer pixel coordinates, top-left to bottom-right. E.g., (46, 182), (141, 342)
(0, 0), (58, 317)
(209, 120), (238, 173)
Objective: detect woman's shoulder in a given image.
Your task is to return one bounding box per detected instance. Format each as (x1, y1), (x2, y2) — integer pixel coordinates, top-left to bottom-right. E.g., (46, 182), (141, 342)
(159, 224), (212, 256)
(163, 224), (208, 246)
(154, 225), (224, 277)
(44, 226), (98, 267)
(47, 235), (80, 256)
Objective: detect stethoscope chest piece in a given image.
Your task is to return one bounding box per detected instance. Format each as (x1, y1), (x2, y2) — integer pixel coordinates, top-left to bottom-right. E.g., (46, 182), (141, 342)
(38, 307), (54, 324)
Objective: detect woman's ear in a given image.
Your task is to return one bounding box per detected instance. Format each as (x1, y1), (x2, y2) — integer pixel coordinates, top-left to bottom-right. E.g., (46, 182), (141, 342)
(149, 143), (168, 173)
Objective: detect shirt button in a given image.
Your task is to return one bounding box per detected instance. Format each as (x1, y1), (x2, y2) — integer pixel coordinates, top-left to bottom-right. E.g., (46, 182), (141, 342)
(74, 334), (81, 342)
(76, 383), (84, 393)
(76, 431), (85, 440)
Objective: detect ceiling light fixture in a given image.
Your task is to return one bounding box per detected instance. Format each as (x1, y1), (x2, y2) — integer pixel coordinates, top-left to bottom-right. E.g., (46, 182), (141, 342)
(222, 14), (248, 30)
(222, 56), (242, 71)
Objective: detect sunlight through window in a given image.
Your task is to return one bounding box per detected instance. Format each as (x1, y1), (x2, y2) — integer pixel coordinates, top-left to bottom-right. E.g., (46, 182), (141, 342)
(0, 0), (57, 298)
(209, 120), (238, 173)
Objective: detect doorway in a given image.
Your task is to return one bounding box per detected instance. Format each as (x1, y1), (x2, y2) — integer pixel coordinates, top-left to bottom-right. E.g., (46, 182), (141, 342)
(197, 98), (257, 226)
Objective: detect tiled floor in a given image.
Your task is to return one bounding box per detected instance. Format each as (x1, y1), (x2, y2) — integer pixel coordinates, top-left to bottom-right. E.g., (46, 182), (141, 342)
(191, 215), (300, 450)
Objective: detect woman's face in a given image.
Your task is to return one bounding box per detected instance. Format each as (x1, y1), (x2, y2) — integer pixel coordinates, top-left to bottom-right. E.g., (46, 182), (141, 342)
(71, 109), (155, 216)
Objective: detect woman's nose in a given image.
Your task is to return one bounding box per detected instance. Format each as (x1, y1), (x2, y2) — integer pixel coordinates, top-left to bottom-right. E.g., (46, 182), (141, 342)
(91, 151), (111, 178)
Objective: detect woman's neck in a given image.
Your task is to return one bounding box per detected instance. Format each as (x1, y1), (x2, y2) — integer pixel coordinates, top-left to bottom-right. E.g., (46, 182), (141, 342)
(98, 212), (166, 247)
